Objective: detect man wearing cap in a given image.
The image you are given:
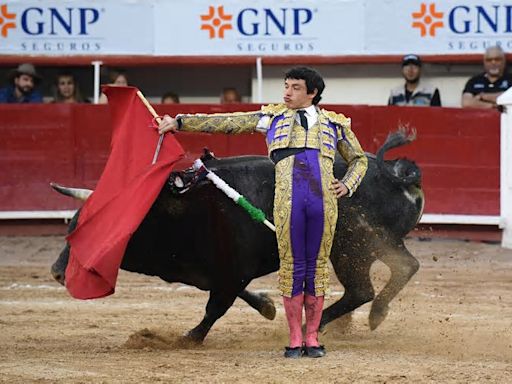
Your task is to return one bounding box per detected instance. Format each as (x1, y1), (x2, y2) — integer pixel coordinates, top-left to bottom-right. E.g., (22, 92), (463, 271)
(388, 54), (441, 106)
(0, 63), (43, 103)
(462, 46), (512, 109)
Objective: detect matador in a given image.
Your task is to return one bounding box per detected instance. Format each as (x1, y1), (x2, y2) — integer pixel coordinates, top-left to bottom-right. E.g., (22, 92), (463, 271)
(159, 67), (368, 358)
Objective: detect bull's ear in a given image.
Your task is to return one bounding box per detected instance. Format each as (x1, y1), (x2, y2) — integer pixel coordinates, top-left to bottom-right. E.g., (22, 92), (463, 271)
(50, 183), (93, 201)
(201, 148), (217, 161)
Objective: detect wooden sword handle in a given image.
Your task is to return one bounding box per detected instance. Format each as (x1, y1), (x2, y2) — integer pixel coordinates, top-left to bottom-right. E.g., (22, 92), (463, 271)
(136, 90), (164, 164)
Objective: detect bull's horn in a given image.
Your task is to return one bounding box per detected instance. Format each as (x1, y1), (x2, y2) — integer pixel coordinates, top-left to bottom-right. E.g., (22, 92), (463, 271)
(50, 182), (93, 201)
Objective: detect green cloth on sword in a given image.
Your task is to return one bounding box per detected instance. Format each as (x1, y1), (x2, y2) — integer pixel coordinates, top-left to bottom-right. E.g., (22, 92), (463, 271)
(237, 196), (267, 223)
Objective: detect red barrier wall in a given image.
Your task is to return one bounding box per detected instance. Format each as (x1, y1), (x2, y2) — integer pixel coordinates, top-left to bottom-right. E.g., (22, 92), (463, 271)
(0, 104), (500, 215)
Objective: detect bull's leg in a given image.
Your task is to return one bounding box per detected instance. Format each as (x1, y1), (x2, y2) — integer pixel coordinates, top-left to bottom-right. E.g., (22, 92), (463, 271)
(320, 257), (375, 330)
(238, 290), (276, 320)
(185, 289), (239, 343)
(369, 243), (419, 330)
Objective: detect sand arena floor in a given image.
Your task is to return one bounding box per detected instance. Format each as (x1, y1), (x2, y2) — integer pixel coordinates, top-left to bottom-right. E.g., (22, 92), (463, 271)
(0, 236), (511, 383)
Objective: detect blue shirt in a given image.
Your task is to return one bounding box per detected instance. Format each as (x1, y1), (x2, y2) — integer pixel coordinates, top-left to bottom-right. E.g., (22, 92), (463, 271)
(0, 85), (43, 103)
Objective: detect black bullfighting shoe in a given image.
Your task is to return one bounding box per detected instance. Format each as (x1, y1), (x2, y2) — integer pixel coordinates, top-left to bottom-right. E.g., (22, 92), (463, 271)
(303, 345), (326, 358)
(284, 346), (302, 358)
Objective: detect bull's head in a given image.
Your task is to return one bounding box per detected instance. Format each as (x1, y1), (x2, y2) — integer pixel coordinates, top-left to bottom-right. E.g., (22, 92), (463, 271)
(49, 183), (91, 285)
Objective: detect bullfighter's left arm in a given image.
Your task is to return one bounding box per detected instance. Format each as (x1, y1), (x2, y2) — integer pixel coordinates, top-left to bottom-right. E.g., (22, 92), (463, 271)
(329, 112), (368, 197)
(176, 111), (263, 134)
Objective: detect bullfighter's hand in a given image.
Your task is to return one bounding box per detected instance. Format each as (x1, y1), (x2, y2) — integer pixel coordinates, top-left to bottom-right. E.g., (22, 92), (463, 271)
(158, 114), (178, 134)
(331, 179), (349, 198)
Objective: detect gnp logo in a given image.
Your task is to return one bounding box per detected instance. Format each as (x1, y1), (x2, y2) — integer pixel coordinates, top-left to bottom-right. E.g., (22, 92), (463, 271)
(412, 3), (444, 37)
(0, 5), (16, 37)
(0, 3), (103, 52)
(200, 5), (314, 39)
(412, 2), (512, 38)
(200, 6), (232, 38)
(0, 4), (100, 37)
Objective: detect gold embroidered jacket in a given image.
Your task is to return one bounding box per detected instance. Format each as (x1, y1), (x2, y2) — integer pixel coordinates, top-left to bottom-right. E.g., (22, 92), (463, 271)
(176, 104), (368, 196)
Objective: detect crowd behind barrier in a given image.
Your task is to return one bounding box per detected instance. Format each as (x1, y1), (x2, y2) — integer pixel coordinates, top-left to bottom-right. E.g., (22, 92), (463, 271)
(0, 64), (215, 106)
(1, 46), (512, 107)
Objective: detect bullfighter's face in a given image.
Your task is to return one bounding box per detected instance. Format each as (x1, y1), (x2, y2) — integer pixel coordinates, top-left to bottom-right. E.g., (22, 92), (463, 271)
(283, 78), (316, 110)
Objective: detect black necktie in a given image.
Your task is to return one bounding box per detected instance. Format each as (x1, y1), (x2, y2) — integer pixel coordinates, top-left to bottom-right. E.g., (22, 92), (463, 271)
(297, 110), (308, 130)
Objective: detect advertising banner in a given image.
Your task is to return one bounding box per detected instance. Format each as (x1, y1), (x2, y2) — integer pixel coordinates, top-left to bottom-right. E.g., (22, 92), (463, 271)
(154, 0), (364, 56)
(365, 0), (512, 54)
(1, 0), (512, 56)
(0, 0), (153, 55)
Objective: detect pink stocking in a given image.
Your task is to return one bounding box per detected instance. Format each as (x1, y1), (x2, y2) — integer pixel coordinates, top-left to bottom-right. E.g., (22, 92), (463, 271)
(282, 294), (304, 348)
(304, 295), (324, 347)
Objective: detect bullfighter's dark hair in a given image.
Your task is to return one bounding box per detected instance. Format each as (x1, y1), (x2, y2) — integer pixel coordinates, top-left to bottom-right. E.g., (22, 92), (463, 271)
(284, 66), (325, 105)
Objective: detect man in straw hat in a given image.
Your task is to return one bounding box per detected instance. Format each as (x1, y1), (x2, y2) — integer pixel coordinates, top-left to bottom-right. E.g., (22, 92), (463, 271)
(0, 63), (43, 103)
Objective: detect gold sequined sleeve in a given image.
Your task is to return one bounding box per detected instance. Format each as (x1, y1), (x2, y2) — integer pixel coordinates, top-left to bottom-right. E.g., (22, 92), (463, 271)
(176, 111), (263, 134)
(337, 123), (368, 197)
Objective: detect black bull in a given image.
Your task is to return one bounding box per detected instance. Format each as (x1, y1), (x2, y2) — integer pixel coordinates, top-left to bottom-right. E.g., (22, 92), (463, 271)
(51, 130), (423, 343)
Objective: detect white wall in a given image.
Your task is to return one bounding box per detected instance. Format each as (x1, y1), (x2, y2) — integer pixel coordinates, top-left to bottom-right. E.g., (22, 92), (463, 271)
(251, 63), (484, 108)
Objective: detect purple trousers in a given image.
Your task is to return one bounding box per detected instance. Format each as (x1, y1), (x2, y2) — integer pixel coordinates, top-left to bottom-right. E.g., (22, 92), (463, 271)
(274, 149), (336, 297)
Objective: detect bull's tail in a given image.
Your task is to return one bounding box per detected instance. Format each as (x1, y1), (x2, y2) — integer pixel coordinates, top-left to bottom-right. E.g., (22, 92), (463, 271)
(50, 182), (93, 201)
(376, 127), (421, 187)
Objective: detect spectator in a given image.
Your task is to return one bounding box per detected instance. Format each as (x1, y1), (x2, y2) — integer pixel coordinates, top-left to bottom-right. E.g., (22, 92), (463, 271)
(102, 68), (129, 87)
(98, 68), (129, 104)
(51, 71), (87, 103)
(0, 63), (43, 103)
(161, 91), (180, 104)
(388, 54), (441, 106)
(462, 46), (512, 109)
(220, 87), (241, 104)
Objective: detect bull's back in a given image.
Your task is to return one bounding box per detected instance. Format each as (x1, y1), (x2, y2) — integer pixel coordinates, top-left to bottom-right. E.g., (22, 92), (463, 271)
(121, 154), (422, 287)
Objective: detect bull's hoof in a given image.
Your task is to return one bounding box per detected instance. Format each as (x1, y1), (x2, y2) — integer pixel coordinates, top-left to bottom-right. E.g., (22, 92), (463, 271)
(183, 329), (206, 345)
(369, 305), (389, 330)
(258, 293), (276, 320)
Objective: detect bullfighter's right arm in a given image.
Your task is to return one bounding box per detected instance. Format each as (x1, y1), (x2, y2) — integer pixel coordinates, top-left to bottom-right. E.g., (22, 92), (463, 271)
(176, 111), (263, 134)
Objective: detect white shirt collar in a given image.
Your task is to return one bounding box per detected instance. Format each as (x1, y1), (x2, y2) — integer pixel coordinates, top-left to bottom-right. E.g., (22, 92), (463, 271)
(302, 104), (317, 117)
(296, 105), (318, 127)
